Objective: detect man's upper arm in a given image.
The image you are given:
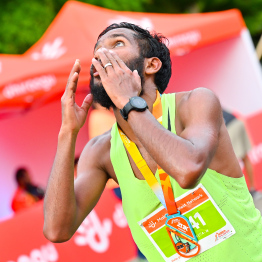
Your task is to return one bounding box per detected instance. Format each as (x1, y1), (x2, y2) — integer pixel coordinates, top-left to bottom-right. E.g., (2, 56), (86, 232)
(179, 88), (222, 172)
(73, 137), (109, 230)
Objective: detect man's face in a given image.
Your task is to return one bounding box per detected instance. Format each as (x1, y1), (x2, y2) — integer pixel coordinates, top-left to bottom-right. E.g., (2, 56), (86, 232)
(90, 28), (145, 109)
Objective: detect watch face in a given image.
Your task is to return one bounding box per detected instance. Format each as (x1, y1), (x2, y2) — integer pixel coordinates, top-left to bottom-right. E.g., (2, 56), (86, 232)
(130, 97), (147, 109)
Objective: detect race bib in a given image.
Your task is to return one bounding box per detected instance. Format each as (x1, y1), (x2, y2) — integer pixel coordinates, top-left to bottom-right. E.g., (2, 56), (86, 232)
(138, 184), (235, 261)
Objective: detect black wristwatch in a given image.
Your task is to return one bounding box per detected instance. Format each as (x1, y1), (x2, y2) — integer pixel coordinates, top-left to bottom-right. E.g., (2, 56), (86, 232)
(120, 96), (148, 121)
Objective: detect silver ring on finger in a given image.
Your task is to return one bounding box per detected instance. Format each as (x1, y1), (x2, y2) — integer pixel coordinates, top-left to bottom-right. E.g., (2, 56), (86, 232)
(104, 62), (113, 69)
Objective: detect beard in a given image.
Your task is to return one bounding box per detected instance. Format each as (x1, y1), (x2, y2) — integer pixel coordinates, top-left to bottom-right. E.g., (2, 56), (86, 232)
(90, 56), (145, 109)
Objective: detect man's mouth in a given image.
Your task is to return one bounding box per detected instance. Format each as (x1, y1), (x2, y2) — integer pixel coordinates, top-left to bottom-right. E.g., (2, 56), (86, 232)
(90, 65), (98, 77)
(91, 60), (103, 77)
(94, 66), (99, 76)
(93, 71), (99, 77)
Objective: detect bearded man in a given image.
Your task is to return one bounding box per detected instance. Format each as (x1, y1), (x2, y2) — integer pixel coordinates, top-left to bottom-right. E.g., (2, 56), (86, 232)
(43, 22), (262, 262)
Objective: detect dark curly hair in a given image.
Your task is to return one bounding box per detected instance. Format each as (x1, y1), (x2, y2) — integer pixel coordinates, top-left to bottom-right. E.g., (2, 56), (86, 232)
(97, 22), (172, 94)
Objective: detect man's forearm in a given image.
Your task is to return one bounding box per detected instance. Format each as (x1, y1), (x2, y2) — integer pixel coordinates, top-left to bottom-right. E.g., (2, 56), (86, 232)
(127, 110), (210, 188)
(43, 128), (78, 242)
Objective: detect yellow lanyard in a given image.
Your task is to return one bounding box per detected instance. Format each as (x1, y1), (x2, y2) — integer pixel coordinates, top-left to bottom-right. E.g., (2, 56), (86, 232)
(118, 91), (177, 215)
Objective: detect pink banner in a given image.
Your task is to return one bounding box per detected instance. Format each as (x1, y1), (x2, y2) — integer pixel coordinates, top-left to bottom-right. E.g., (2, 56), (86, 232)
(0, 189), (136, 262)
(245, 111), (262, 190)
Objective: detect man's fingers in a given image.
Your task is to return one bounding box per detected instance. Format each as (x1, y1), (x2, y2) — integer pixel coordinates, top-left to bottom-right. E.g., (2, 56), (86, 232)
(92, 58), (107, 79)
(64, 60), (81, 98)
(63, 60), (81, 98)
(67, 60), (81, 85)
(108, 50), (128, 70)
(81, 94), (93, 113)
(95, 49), (115, 74)
(133, 69), (141, 86)
(98, 48), (119, 71)
(66, 71), (79, 99)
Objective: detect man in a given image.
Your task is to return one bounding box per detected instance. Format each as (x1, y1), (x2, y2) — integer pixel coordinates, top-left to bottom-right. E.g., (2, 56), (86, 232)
(12, 167), (44, 212)
(43, 23), (262, 261)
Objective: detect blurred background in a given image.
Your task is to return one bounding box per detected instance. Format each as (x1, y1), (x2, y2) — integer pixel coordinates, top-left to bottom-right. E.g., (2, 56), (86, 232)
(1, 1), (262, 262)
(1, 0), (262, 55)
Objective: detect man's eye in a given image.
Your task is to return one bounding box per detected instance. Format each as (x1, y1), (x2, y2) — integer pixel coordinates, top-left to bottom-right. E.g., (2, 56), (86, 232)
(114, 41), (124, 47)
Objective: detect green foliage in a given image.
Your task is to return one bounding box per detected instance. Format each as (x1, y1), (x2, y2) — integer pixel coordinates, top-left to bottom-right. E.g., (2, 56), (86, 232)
(143, 0), (262, 44)
(1, 0), (262, 54)
(83, 0), (150, 11)
(196, 0), (262, 45)
(0, 0), (56, 54)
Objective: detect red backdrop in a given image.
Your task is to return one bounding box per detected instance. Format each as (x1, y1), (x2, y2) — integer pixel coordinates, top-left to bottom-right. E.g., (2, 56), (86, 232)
(245, 111), (262, 190)
(0, 189), (136, 262)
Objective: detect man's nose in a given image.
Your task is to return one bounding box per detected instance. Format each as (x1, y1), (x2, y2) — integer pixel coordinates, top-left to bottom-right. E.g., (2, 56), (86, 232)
(94, 47), (112, 59)
(94, 51), (99, 60)
(94, 47), (105, 60)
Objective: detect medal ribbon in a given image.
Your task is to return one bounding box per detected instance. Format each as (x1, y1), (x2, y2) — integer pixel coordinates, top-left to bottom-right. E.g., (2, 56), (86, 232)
(118, 91), (176, 213)
(118, 91), (200, 257)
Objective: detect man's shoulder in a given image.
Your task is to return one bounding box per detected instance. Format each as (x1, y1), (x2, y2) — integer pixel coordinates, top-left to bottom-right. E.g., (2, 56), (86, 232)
(175, 88), (219, 111)
(80, 129), (112, 173)
(176, 87), (217, 104)
(87, 129), (112, 153)
(175, 88), (221, 126)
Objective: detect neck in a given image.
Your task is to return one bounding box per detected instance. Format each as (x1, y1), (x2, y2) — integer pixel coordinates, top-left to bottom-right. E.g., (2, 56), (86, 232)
(113, 85), (157, 144)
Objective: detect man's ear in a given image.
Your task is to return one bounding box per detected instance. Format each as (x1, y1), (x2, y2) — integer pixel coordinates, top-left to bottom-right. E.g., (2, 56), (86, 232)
(144, 57), (162, 75)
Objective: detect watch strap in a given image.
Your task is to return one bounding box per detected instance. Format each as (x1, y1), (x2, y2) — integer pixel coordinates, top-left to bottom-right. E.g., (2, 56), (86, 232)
(120, 101), (133, 120)
(120, 97), (148, 121)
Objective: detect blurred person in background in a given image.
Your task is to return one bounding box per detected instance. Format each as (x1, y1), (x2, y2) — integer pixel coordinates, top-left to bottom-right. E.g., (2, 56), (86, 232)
(11, 167), (45, 213)
(223, 110), (258, 198)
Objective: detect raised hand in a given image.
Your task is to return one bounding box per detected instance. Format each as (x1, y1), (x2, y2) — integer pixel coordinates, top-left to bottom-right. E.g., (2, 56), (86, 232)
(92, 48), (141, 109)
(61, 60), (93, 134)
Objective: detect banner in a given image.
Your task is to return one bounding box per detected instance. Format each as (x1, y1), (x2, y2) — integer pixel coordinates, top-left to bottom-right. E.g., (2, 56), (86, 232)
(0, 189), (136, 262)
(245, 111), (262, 190)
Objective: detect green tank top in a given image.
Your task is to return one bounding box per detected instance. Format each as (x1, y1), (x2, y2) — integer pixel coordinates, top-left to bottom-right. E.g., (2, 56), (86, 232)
(110, 93), (262, 262)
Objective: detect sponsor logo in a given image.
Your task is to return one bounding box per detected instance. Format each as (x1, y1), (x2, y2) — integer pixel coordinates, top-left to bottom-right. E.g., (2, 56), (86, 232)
(148, 220), (157, 228)
(142, 209), (167, 233)
(74, 210), (112, 253)
(215, 229), (231, 242)
(31, 37), (67, 60)
(157, 214), (166, 223)
(7, 242), (58, 262)
(74, 204), (128, 253)
(168, 30), (201, 55)
(2, 75), (57, 99)
(186, 194), (203, 206)
(108, 16), (154, 30)
(171, 220), (189, 232)
(169, 30), (201, 48)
